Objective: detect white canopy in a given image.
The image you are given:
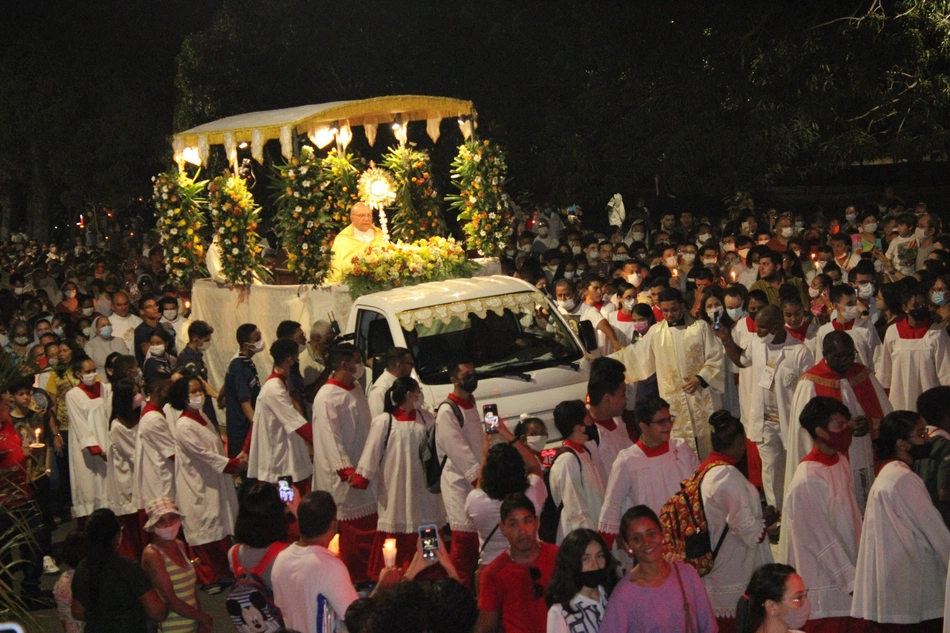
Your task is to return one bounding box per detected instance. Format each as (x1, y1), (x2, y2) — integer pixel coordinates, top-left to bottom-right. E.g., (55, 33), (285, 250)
(172, 95), (475, 166)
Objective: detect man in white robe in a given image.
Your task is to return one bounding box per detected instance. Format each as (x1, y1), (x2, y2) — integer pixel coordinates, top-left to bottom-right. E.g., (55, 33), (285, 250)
(248, 339), (313, 486)
(106, 290), (143, 354)
(786, 332), (892, 513)
(612, 287), (723, 458)
(367, 346), (414, 419)
(583, 357), (633, 481)
(549, 400), (606, 544)
(738, 306), (814, 511)
(65, 359), (112, 519)
(311, 343), (377, 585)
(779, 396), (864, 630)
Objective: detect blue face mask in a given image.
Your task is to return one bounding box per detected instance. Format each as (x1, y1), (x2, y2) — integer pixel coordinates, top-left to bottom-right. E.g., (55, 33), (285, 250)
(933, 291), (948, 307)
(726, 307), (746, 321)
(99, 326), (113, 339)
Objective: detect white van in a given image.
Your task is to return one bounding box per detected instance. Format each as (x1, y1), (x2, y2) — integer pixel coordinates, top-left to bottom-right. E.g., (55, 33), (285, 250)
(345, 275), (590, 434)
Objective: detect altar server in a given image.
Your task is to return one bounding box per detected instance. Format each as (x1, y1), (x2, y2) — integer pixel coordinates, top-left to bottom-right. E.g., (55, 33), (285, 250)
(134, 376), (175, 508)
(311, 343), (378, 585)
(612, 287), (723, 458)
(851, 411), (950, 632)
(815, 284), (881, 374)
(367, 346), (414, 419)
(248, 338), (313, 487)
(549, 400), (606, 543)
(779, 396), (864, 632)
(169, 375), (243, 588)
(65, 357), (112, 520)
(583, 357), (633, 481)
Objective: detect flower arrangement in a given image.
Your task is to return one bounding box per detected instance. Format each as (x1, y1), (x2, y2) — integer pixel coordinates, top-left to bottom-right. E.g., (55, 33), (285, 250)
(206, 173), (269, 285)
(153, 170), (208, 286)
(343, 236), (479, 298)
(273, 147), (361, 285)
(381, 145), (445, 242)
(446, 139), (513, 257)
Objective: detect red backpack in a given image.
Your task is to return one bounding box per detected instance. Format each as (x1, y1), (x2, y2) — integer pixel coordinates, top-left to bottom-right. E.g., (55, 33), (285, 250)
(225, 541), (289, 633)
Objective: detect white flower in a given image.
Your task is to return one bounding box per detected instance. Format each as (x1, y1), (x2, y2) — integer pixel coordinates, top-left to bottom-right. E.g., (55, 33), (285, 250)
(302, 243), (309, 250)
(488, 212), (496, 219)
(170, 228), (178, 235)
(299, 166), (308, 174)
(218, 227), (225, 234)
(162, 193), (168, 200)
(302, 180), (311, 188)
(293, 192), (300, 197)
(172, 247), (180, 254)
(295, 206), (302, 212)
(232, 248), (239, 255)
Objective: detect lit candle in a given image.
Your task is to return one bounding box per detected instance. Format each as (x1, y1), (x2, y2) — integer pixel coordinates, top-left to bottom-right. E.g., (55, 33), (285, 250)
(34, 428), (41, 443)
(672, 268), (679, 278)
(328, 534), (340, 557)
(383, 538), (397, 568)
(730, 271), (736, 282)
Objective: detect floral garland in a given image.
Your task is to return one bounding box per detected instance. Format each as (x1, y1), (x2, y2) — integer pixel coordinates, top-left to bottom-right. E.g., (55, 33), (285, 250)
(272, 148), (361, 285)
(446, 139), (513, 257)
(343, 236), (479, 298)
(380, 145), (445, 242)
(153, 170), (208, 286)
(206, 173), (269, 285)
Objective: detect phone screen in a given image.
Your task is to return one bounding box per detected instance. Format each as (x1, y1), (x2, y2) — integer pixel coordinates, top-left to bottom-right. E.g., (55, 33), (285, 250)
(483, 404), (499, 434)
(419, 524), (440, 561)
(277, 476), (295, 503)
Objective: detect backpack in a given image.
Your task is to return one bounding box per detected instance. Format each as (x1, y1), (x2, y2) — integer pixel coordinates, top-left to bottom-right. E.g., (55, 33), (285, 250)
(225, 541), (289, 633)
(659, 458), (731, 577)
(419, 399), (464, 493)
(538, 447), (583, 544)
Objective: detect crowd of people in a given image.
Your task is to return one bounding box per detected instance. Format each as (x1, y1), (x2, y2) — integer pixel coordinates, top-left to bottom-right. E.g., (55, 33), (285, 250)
(2, 187), (950, 633)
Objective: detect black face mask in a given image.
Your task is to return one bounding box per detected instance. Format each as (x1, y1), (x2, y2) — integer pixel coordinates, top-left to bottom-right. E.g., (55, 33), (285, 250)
(459, 374), (478, 394)
(910, 306), (930, 322)
(908, 441), (933, 461)
(579, 567), (609, 589)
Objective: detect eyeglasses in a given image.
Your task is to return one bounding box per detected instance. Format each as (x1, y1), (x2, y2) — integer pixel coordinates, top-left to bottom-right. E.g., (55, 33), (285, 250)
(651, 415), (677, 425)
(529, 567), (544, 600)
(787, 589), (808, 606)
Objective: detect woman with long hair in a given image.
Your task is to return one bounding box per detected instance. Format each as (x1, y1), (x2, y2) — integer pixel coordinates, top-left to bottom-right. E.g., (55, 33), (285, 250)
(599, 505), (716, 632)
(545, 529), (617, 633)
(107, 378), (145, 560)
(71, 508), (166, 632)
(353, 376), (447, 580)
(229, 482), (290, 593)
(735, 563), (810, 633)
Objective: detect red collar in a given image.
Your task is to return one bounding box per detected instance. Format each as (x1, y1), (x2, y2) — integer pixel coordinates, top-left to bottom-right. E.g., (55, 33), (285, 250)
(700, 451), (736, 469)
(801, 445), (839, 466)
(589, 301), (604, 310)
(268, 371), (288, 384)
(896, 316), (932, 339)
(142, 402), (164, 418)
(327, 377), (355, 391)
(636, 440), (669, 457)
(447, 393), (475, 410)
(78, 381), (101, 399)
(745, 316), (756, 332)
(832, 319), (855, 331)
(785, 323), (809, 342)
(179, 409), (207, 426)
(393, 408), (416, 422)
(563, 439), (587, 452)
(616, 310), (634, 322)
(585, 412), (617, 432)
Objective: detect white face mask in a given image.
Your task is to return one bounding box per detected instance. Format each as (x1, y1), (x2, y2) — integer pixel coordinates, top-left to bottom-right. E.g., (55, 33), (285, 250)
(680, 253), (696, 264)
(80, 373), (97, 386)
(664, 255), (678, 268)
(537, 227), (549, 237)
(780, 227), (794, 238)
(864, 222), (878, 233)
(701, 257), (717, 266)
(152, 520), (181, 541)
(149, 344), (165, 357)
(845, 213), (857, 222)
(526, 435), (547, 452)
(352, 363), (365, 381)
(706, 307), (723, 321)
(188, 394), (205, 410)
(250, 339), (265, 353)
(632, 232), (645, 242)
(737, 248), (750, 260)
(81, 307), (94, 317)
(697, 233), (712, 244)
(571, 245), (582, 255)
(626, 272), (642, 286)
(857, 282), (874, 299)
(808, 286), (821, 298)
(198, 341), (211, 352)
(557, 298), (576, 312)
(623, 298), (637, 312)
(761, 332), (777, 345)
(840, 305), (859, 322)
(782, 597), (811, 630)
(726, 307), (746, 321)
(915, 227), (928, 241)
(563, 271), (575, 279)
(722, 242), (736, 253)
(162, 309), (178, 321)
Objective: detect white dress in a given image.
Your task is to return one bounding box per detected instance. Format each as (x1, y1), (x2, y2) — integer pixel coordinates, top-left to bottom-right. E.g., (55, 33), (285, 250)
(106, 421), (138, 516)
(174, 409), (238, 546)
(851, 460), (950, 624)
(877, 321), (950, 411)
(549, 443), (606, 543)
(248, 375), (313, 483)
(65, 382), (113, 517)
(435, 396), (484, 532)
(586, 417), (633, 483)
(134, 403), (177, 508)
(355, 409), (445, 533)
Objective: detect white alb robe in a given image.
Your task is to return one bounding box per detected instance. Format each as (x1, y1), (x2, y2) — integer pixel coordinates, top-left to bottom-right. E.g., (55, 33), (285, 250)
(877, 321), (950, 411)
(701, 463), (774, 618)
(367, 370), (399, 420)
(249, 375), (313, 483)
(598, 439), (699, 535)
(549, 444), (606, 543)
(65, 383), (113, 517)
(851, 460), (950, 624)
(732, 317), (757, 425)
(586, 417), (633, 483)
(779, 451), (862, 619)
(435, 397), (484, 531)
(134, 403), (176, 509)
(311, 381), (378, 520)
(355, 410), (445, 533)
(613, 316), (723, 458)
(106, 421), (138, 516)
(174, 410), (238, 546)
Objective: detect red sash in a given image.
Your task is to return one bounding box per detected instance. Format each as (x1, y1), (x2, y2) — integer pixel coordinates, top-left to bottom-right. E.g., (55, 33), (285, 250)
(895, 316), (932, 339)
(801, 360), (886, 425)
(785, 323), (809, 342)
(745, 316), (755, 332)
(831, 319), (855, 331)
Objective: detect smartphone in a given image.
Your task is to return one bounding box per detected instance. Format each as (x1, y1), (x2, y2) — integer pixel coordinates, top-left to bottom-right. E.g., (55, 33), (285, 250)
(714, 313), (722, 331)
(0, 625), (26, 633)
(277, 476), (295, 504)
(483, 404), (500, 434)
(419, 524), (441, 561)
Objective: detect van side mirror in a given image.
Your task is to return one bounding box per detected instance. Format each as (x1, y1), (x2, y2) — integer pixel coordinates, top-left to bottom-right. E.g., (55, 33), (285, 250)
(577, 320), (598, 352)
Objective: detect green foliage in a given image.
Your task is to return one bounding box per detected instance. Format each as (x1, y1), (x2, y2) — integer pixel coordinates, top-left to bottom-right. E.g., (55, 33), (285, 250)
(206, 174), (270, 286)
(154, 170), (209, 287)
(343, 237), (479, 298)
(380, 145), (445, 242)
(446, 140), (514, 257)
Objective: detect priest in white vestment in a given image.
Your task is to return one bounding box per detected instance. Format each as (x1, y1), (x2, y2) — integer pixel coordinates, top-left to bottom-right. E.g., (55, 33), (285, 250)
(326, 202), (386, 283)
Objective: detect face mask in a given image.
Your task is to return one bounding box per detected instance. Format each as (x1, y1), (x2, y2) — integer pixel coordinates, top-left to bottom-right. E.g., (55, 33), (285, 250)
(681, 253), (696, 264)
(857, 283), (874, 299)
(132, 393), (144, 409)
(53, 327), (64, 337)
(505, 249), (516, 258)
(518, 244), (532, 253)
(909, 306), (930, 322)
(933, 291), (948, 307)
(563, 271), (575, 280)
(698, 233), (712, 244)
(460, 374), (478, 393)
(352, 363), (365, 381)
(632, 232), (645, 242)
(81, 307), (94, 317)
(64, 290), (76, 299)
(864, 222), (878, 233)
(664, 255), (678, 268)
(82, 326), (94, 338)
(571, 245), (582, 255)
(825, 426), (853, 454)
(632, 320), (650, 334)
(782, 597), (811, 630)
(152, 520), (181, 541)
(840, 305), (859, 322)
(526, 435), (547, 452)
(706, 307), (723, 322)
(188, 394), (205, 410)
(908, 440), (933, 460)
(133, 370), (143, 386)
(622, 298), (637, 312)
(98, 326), (113, 339)
(726, 308), (746, 321)
(722, 242), (736, 253)
(737, 248), (750, 260)
(761, 332), (776, 345)
(613, 253), (628, 262)
(198, 341), (211, 352)
(13, 336), (28, 346)
(250, 339), (265, 353)
(149, 344), (165, 357)
(537, 227), (549, 237)
(557, 298), (576, 312)
(579, 567), (609, 589)
(845, 213), (857, 222)
(162, 309), (178, 321)
(626, 273), (642, 286)
(13, 287), (24, 295)
(588, 251), (599, 261)
(81, 373), (97, 386)
(701, 257), (717, 266)
(915, 227), (928, 241)
(780, 227), (794, 238)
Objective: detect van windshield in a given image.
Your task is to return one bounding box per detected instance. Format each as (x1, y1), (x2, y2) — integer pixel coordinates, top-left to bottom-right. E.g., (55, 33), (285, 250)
(406, 306), (584, 384)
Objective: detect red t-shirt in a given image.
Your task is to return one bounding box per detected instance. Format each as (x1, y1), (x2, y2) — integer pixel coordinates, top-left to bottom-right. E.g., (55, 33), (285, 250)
(478, 542), (558, 633)
(0, 411), (32, 507)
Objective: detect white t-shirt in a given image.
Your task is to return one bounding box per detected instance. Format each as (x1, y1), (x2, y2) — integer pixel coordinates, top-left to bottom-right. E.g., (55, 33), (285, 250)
(272, 543), (359, 633)
(465, 473), (547, 565)
(546, 590), (608, 633)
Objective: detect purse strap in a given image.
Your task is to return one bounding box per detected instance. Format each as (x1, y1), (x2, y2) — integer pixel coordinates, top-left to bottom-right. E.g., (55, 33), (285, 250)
(672, 563), (696, 633)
